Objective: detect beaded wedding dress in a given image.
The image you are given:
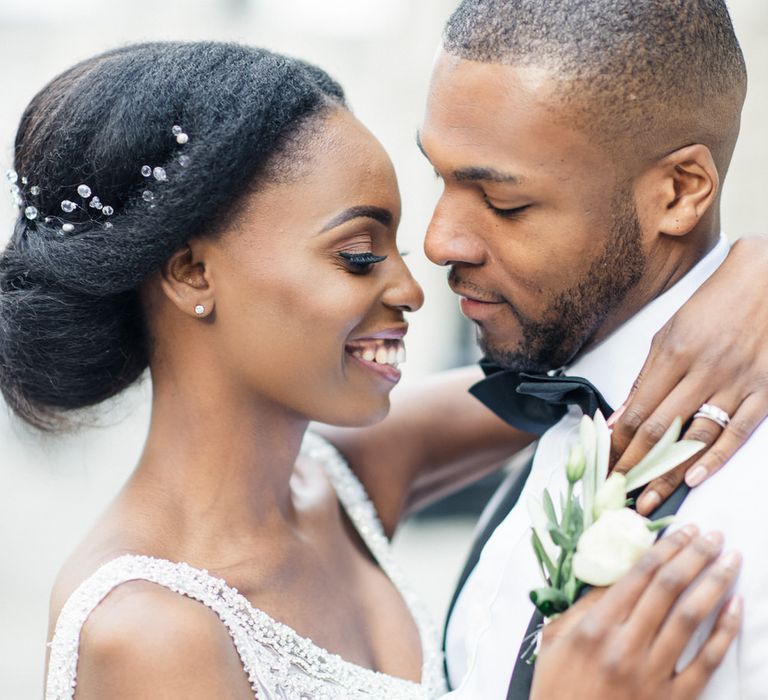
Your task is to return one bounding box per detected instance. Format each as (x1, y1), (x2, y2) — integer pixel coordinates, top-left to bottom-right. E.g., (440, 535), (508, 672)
(45, 432), (447, 699)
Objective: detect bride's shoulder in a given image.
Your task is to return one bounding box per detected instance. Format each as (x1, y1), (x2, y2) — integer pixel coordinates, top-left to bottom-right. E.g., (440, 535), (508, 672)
(58, 574), (252, 698)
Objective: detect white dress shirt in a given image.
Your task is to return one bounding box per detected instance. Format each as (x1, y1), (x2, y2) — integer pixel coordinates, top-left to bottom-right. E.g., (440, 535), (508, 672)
(445, 234), (768, 699)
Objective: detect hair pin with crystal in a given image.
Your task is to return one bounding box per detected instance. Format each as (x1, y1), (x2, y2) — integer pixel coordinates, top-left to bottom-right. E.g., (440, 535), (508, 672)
(6, 125), (190, 235)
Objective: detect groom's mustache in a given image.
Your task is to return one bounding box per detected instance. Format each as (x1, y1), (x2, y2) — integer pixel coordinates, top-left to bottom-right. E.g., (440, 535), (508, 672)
(448, 268), (506, 305)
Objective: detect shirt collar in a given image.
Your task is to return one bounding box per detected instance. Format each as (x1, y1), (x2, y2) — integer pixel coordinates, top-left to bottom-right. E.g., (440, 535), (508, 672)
(566, 234), (730, 411)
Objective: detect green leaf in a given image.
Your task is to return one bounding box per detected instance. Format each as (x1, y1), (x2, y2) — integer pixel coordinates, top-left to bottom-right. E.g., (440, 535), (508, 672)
(549, 527), (573, 550)
(580, 416), (598, 528)
(542, 489), (558, 527)
(564, 573), (582, 604)
(531, 530), (558, 582)
(623, 417), (683, 486)
(647, 515), (676, 532)
(530, 586), (570, 618)
(569, 498), (584, 538)
(624, 439), (706, 491)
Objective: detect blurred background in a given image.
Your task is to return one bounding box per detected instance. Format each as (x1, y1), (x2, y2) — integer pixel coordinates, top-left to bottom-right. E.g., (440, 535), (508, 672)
(0, 0), (765, 695)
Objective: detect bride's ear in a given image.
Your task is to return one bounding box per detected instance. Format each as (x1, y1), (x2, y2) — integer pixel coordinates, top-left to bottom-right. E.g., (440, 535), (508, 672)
(160, 243), (216, 318)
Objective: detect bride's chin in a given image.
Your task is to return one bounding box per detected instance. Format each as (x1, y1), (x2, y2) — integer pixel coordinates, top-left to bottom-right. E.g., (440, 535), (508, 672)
(321, 392), (392, 428)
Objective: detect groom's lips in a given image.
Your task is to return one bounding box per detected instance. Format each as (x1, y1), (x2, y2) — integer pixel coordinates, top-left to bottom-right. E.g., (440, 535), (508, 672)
(451, 284), (506, 321)
(460, 297), (506, 321)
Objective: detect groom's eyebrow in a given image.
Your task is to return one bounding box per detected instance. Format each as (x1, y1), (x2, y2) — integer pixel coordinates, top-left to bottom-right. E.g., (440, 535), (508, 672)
(319, 205), (392, 233)
(415, 130), (521, 184)
(454, 167), (521, 184)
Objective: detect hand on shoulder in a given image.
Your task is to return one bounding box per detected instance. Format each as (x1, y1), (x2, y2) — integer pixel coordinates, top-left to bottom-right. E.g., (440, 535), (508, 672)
(73, 580), (253, 699)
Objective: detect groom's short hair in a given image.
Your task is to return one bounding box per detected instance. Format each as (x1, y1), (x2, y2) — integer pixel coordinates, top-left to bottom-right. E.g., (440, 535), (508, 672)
(443, 0), (747, 169)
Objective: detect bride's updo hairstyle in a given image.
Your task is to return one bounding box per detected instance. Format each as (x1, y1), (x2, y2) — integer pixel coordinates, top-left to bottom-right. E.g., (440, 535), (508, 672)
(0, 42), (346, 430)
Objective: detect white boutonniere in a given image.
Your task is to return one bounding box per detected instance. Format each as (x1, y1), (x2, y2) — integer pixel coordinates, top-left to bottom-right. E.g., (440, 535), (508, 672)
(526, 412), (705, 644)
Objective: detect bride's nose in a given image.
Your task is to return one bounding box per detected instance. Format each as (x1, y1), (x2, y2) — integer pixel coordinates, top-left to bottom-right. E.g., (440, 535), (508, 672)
(382, 256), (424, 313)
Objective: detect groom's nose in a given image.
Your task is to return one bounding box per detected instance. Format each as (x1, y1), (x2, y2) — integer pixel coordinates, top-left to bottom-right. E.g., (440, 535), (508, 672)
(424, 199), (486, 267)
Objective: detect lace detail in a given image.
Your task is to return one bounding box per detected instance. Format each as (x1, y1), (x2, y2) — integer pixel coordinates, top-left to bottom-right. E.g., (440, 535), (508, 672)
(45, 432), (447, 699)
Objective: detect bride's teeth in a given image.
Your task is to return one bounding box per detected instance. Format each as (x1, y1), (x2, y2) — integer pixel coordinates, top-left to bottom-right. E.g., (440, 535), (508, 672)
(348, 338), (405, 368)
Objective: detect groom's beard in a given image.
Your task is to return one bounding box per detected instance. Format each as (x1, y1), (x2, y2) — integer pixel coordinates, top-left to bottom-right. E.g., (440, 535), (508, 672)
(478, 190), (647, 372)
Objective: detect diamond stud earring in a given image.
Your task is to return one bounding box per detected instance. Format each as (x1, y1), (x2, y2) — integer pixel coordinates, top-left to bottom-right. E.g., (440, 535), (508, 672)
(194, 304), (205, 316)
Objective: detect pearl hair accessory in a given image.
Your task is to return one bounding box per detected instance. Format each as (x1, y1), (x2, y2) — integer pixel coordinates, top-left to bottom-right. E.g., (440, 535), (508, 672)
(194, 304), (205, 316)
(6, 125), (190, 236)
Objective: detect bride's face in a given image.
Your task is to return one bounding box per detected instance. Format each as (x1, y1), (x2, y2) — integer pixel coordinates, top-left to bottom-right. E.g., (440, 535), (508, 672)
(198, 108), (424, 425)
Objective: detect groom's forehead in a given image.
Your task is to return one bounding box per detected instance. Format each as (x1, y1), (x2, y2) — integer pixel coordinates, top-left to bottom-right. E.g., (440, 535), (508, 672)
(421, 57), (605, 177)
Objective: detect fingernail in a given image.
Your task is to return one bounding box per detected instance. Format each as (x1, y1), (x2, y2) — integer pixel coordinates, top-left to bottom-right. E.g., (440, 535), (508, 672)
(685, 464), (708, 487)
(607, 403), (627, 428)
(727, 595), (743, 618)
(681, 523), (699, 537)
(637, 490), (661, 514)
(717, 550), (742, 571)
(704, 530), (724, 546)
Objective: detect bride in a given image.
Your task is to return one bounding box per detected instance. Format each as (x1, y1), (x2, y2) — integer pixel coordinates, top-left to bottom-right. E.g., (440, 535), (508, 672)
(0, 42), (745, 699)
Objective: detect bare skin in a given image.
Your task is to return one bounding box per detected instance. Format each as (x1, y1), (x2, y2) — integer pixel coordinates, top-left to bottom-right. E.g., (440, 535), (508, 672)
(322, 52), (768, 536)
(327, 233), (768, 527)
(322, 49), (761, 698)
(45, 80), (758, 696)
(48, 109), (428, 696)
(415, 50), (741, 697)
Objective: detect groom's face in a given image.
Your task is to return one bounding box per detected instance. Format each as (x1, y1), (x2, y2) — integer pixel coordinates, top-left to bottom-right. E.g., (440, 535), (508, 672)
(419, 52), (647, 371)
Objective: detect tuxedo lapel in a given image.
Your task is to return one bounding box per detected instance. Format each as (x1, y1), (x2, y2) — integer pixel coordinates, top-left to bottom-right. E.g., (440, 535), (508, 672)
(505, 481), (692, 699)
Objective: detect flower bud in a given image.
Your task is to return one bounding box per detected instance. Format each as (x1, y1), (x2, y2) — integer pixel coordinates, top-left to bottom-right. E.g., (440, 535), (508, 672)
(566, 444), (586, 483)
(593, 472), (628, 520)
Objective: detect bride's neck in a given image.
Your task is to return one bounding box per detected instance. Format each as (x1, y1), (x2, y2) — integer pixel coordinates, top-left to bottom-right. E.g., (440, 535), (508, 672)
(126, 366), (310, 551)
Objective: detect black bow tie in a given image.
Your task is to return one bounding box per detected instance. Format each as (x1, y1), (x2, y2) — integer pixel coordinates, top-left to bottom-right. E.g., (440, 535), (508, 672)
(469, 361), (614, 436)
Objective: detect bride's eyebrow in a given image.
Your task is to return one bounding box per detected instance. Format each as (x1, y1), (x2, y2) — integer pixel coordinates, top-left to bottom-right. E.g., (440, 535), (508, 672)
(319, 205), (392, 233)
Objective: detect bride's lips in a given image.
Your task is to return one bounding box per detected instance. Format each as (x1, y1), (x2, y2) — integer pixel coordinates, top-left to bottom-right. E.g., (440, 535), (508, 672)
(344, 327), (407, 384)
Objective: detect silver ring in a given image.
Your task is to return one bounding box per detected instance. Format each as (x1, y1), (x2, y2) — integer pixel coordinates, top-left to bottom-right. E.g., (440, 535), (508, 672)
(693, 403), (731, 429)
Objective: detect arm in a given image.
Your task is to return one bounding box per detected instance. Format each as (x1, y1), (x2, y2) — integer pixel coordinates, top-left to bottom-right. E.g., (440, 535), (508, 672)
(612, 236), (768, 514)
(317, 365), (536, 536)
(532, 526), (742, 699)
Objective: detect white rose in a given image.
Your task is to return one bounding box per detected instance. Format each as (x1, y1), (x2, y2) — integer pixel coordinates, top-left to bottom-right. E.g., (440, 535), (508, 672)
(572, 508), (656, 586)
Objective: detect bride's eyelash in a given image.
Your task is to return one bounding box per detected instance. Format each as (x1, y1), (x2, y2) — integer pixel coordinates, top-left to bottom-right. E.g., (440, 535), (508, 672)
(338, 251), (388, 273)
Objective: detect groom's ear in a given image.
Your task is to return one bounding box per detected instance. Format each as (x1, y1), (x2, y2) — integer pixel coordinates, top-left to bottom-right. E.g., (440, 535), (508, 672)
(641, 144), (719, 237)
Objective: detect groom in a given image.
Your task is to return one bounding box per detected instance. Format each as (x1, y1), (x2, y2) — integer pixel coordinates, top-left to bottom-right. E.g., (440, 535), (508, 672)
(419, 1), (767, 698)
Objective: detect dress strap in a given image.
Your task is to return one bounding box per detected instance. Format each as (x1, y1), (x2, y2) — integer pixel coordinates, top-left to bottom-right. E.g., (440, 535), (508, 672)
(301, 432), (445, 694)
(45, 555), (263, 700)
